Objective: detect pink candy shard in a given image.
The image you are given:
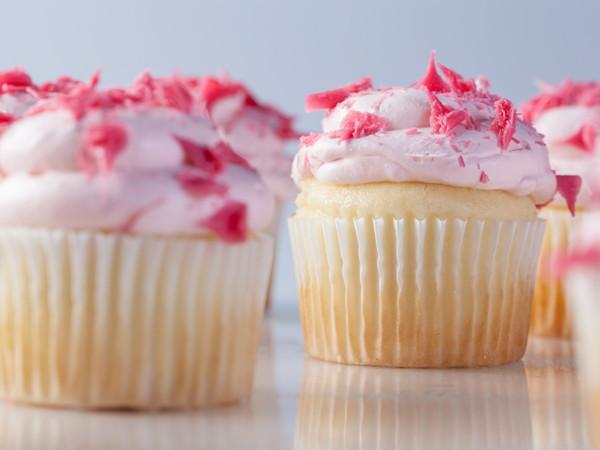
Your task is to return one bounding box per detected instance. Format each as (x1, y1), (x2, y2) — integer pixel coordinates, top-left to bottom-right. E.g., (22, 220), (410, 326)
(154, 77), (193, 114)
(412, 51), (450, 93)
(0, 112), (14, 132)
(199, 75), (298, 139)
(299, 132), (323, 147)
(437, 63), (476, 94)
(405, 127), (419, 136)
(479, 170), (490, 183)
(334, 110), (390, 141)
(80, 122), (128, 173)
(558, 122), (597, 153)
(490, 99), (516, 150)
(199, 200), (247, 243)
(199, 76), (243, 112)
(556, 174), (582, 216)
(214, 141), (251, 168)
(177, 170), (228, 197)
(175, 136), (224, 175)
(305, 77), (372, 112)
(39, 76), (83, 94)
(457, 155), (466, 167)
(0, 68), (34, 93)
(428, 92), (468, 134)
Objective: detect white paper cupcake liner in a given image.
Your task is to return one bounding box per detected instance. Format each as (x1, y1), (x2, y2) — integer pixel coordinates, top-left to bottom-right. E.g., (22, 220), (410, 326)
(0, 228), (273, 409)
(531, 207), (584, 338)
(264, 201), (284, 310)
(568, 269), (600, 446)
(289, 216), (545, 367)
(295, 358), (532, 450)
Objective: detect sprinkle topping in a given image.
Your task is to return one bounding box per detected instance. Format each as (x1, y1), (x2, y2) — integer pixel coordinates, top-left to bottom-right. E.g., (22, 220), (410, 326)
(79, 122), (128, 174)
(490, 99), (516, 150)
(412, 52), (449, 93)
(199, 201), (247, 243)
(305, 77), (372, 112)
(558, 122), (597, 153)
(428, 92), (468, 134)
(556, 174), (583, 216)
(332, 111), (389, 141)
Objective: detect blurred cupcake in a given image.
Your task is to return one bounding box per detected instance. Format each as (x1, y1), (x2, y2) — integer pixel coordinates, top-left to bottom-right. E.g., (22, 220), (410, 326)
(0, 72), (274, 409)
(289, 53), (561, 367)
(561, 206), (600, 447)
(187, 74), (298, 307)
(525, 337), (590, 450)
(522, 81), (598, 338)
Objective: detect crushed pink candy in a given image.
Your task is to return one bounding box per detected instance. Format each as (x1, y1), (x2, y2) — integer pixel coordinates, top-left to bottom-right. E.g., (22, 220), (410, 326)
(557, 122), (597, 153)
(305, 77), (372, 112)
(556, 174), (583, 216)
(199, 201), (248, 243)
(79, 122), (128, 174)
(490, 99), (516, 150)
(332, 111), (389, 141)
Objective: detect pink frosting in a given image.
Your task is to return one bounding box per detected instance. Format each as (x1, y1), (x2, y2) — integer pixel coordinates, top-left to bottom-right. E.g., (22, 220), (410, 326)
(294, 54), (557, 205)
(186, 74), (298, 200)
(522, 80), (600, 209)
(0, 72), (275, 242)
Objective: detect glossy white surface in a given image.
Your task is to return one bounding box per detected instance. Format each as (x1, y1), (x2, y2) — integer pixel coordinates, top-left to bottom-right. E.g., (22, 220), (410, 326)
(0, 308), (591, 450)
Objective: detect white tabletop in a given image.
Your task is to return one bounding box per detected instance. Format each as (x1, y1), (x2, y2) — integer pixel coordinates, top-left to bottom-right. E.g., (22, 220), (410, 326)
(0, 306), (591, 450)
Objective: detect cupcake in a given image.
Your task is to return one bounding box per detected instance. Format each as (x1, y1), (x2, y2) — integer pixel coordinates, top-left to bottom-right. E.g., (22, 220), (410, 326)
(0, 72), (274, 409)
(561, 206), (600, 447)
(187, 74), (298, 307)
(522, 80), (598, 338)
(289, 53), (558, 368)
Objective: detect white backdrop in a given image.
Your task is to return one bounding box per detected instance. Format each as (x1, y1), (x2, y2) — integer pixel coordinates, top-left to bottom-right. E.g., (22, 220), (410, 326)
(2, 0), (599, 306)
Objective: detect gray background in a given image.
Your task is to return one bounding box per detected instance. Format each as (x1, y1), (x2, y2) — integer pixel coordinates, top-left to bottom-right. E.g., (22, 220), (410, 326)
(3, 0), (599, 307)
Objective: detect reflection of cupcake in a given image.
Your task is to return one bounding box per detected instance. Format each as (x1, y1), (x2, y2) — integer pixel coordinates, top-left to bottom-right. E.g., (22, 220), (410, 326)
(525, 337), (590, 450)
(0, 73), (274, 409)
(289, 53), (556, 367)
(295, 358), (532, 450)
(188, 75), (298, 307)
(0, 396), (281, 450)
(562, 209), (600, 446)
(522, 81), (598, 338)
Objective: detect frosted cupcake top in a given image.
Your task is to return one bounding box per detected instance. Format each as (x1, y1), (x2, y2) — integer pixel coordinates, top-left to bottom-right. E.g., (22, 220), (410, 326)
(521, 80), (600, 208)
(293, 54), (563, 207)
(185, 74), (297, 201)
(0, 72), (274, 242)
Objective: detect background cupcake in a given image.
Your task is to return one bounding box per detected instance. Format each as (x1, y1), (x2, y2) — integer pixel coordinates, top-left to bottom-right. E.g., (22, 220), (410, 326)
(188, 74), (298, 307)
(561, 201), (600, 447)
(289, 54), (559, 368)
(522, 81), (597, 338)
(0, 72), (274, 409)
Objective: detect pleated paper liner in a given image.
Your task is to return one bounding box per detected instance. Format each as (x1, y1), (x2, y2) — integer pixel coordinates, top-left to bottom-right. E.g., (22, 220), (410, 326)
(568, 269), (600, 448)
(289, 216), (545, 367)
(294, 358), (532, 450)
(531, 207), (584, 338)
(525, 337), (590, 450)
(264, 201), (284, 311)
(0, 228), (273, 409)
